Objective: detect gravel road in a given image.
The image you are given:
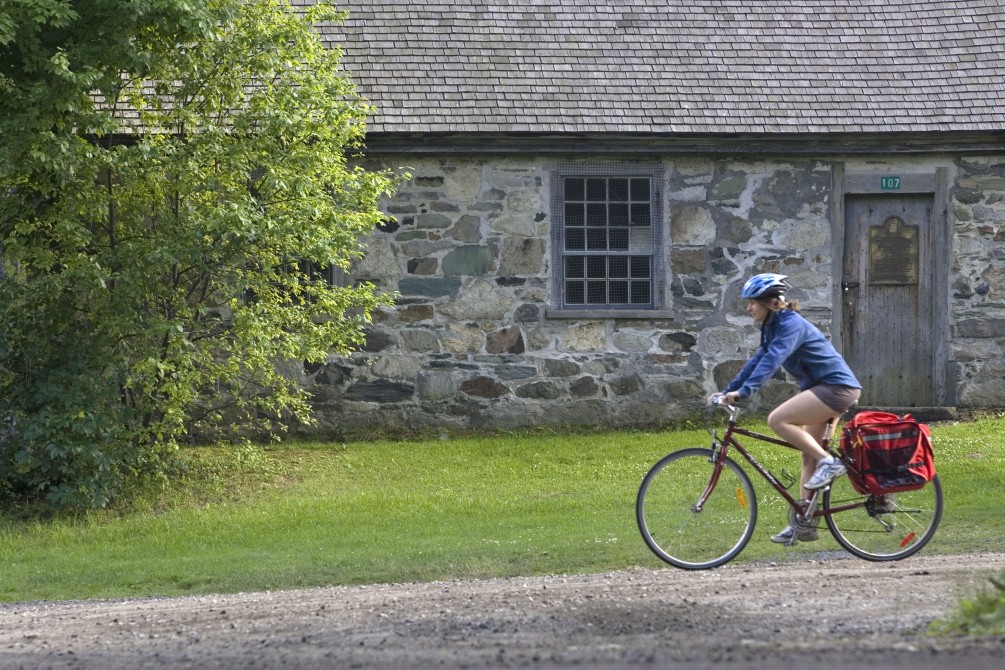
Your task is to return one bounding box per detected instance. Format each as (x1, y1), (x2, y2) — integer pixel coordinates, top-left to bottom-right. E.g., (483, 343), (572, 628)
(1, 552), (1002, 670)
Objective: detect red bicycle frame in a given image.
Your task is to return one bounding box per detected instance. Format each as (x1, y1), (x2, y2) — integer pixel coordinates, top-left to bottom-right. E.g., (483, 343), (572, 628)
(698, 405), (863, 520)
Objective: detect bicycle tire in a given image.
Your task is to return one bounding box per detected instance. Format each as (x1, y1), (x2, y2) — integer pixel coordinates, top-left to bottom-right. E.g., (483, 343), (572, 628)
(823, 474), (943, 561)
(636, 448), (757, 570)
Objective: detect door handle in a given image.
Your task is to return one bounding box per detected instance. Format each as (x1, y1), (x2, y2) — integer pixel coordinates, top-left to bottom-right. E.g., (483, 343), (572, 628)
(841, 281), (860, 292)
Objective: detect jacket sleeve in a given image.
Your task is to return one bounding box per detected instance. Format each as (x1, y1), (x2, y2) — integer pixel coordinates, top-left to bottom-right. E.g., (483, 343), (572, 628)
(724, 348), (764, 394)
(729, 316), (804, 398)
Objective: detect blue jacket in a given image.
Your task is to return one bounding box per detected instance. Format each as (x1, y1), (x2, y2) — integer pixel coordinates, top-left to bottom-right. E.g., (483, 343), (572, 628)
(725, 308), (861, 399)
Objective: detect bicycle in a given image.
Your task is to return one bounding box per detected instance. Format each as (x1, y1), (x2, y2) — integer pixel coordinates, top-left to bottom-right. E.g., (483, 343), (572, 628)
(636, 400), (943, 570)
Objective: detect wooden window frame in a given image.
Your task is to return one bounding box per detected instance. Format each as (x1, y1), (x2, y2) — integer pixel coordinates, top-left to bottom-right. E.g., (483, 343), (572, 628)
(547, 163), (670, 319)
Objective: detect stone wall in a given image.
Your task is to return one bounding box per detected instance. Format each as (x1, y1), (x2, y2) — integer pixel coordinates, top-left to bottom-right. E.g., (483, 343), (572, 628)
(949, 157), (1005, 405)
(295, 154), (1005, 438)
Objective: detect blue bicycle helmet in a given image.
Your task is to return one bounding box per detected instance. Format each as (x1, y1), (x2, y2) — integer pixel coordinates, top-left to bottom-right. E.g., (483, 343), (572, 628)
(740, 273), (789, 300)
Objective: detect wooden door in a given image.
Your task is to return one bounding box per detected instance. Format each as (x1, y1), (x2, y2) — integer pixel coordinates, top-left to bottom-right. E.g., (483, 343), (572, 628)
(842, 194), (935, 406)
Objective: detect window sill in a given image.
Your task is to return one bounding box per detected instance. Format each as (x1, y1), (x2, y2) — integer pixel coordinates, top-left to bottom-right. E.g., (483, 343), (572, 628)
(545, 309), (674, 320)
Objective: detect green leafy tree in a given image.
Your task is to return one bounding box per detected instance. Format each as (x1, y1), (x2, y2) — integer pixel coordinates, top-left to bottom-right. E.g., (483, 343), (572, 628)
(0, 0), (397, 508)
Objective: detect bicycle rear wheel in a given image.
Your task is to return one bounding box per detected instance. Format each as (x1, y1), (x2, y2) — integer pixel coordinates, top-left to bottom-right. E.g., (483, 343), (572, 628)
(823, 474), (943, 561)
(636, 448), (757, 570)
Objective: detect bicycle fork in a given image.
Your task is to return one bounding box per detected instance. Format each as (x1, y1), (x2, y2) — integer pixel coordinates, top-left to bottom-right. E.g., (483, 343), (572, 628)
(694, 439), (728, 512)
(693, 461), (726, 513)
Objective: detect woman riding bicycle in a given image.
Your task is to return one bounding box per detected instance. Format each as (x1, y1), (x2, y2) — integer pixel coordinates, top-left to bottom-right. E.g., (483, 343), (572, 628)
(708, 273), (861, 544)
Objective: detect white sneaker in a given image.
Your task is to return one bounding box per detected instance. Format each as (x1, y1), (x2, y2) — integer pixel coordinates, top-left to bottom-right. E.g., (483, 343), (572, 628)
(770, 524), (818, 544)
(805, 457), (847, 490)
(771, 503), (819, 544)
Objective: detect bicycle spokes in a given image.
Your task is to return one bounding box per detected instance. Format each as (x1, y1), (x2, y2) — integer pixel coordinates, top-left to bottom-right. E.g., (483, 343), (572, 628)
(637, 448), (757, 570)
(823, 475), (942, 561)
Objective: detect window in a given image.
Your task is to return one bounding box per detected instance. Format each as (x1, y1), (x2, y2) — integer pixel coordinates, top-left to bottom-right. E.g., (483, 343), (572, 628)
(552, 166), (664, 312)
(243, 258), (345, 305)
(283, 259), (346, 303)
(291, 259), (346, 287)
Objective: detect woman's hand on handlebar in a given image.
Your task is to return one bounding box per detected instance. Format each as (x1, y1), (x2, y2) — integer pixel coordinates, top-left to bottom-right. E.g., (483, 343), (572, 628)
(707, 391), (741, 406)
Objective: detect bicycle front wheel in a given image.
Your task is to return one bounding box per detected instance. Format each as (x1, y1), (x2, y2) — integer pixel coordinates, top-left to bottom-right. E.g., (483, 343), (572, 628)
(823, 474), (943, 561)
(636, 448), (757, 570)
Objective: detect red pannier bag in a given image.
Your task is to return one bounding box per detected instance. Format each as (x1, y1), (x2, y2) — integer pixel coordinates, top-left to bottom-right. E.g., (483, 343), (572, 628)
(839, 411), (936, 495)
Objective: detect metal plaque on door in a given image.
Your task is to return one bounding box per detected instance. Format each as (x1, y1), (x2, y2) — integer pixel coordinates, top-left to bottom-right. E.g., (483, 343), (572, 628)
(868, 216), (918, 285)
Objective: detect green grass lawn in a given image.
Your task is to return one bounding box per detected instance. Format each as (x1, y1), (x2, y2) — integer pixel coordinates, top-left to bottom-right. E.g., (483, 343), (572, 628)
(2, 413), (1003, 603)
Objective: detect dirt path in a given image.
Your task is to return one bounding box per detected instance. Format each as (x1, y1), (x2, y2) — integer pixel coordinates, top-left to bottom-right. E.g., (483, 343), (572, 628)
(1, 552), (1003, 669)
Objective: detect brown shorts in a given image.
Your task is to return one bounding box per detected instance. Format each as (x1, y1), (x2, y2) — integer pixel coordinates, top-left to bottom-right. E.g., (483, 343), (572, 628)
(809, 384), (861, 414)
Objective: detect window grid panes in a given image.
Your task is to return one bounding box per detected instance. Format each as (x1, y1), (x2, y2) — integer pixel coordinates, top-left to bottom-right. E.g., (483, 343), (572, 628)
(561, 175), (654, 308)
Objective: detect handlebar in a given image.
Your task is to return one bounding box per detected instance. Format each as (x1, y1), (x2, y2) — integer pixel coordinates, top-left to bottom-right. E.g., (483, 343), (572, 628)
(710, 395), (741, 422)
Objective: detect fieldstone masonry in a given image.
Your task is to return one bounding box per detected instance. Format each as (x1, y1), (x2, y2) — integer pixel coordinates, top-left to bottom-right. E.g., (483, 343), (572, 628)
(295, 155), (1005, 438)
(950, 158), (1005, 406)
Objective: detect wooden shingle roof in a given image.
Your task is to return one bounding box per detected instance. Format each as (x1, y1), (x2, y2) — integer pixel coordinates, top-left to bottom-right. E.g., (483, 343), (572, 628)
(310, 0), (1005, 136)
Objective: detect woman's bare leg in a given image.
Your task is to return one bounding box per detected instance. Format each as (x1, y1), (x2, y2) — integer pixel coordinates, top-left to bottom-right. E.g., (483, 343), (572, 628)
(768, 391), (837, 498)
(799, 452), (816, 500)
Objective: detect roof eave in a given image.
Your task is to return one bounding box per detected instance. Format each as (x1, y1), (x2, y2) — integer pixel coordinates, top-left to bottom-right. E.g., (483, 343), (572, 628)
(358, 129), (1005, 156)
